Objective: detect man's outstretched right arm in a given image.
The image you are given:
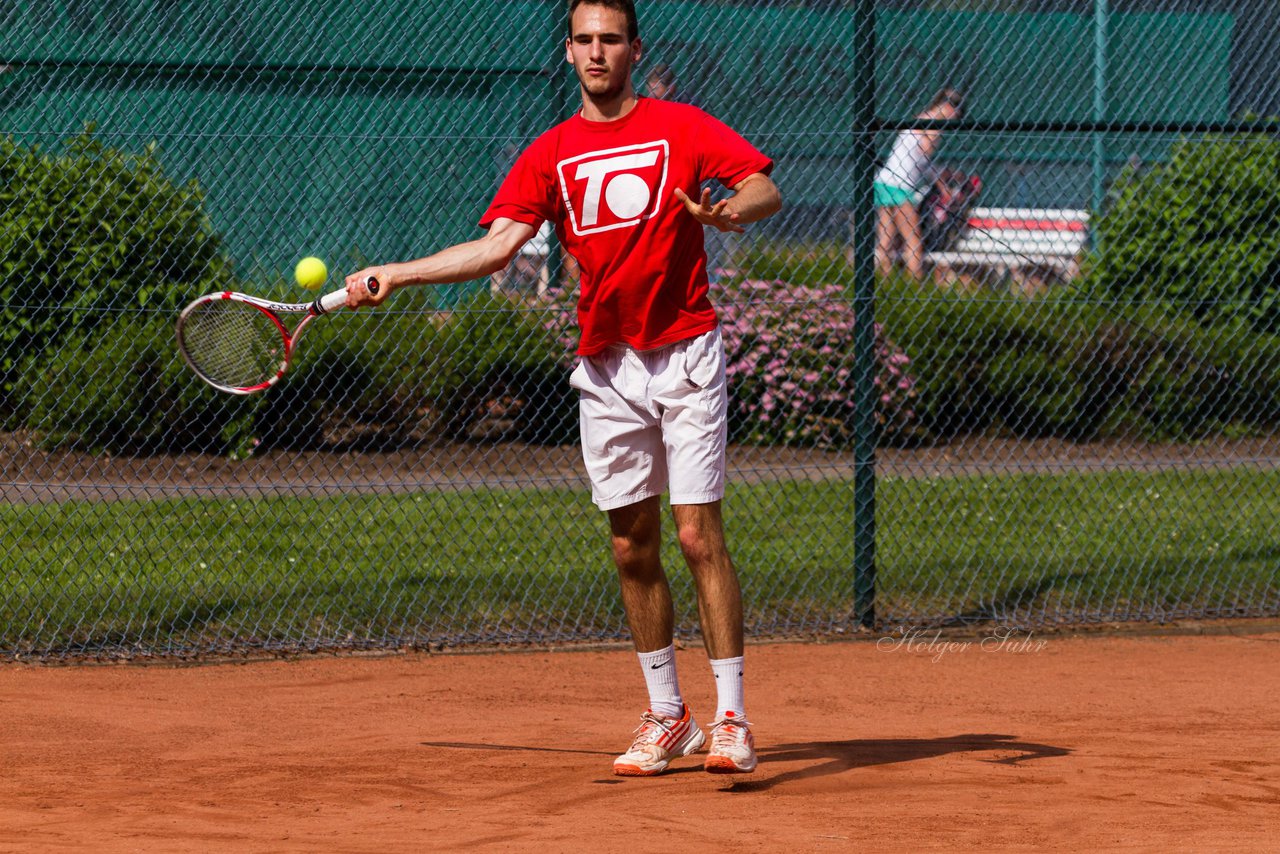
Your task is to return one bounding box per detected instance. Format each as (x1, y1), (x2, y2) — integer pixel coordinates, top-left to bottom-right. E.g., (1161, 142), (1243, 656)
(343, 217), (540, 308)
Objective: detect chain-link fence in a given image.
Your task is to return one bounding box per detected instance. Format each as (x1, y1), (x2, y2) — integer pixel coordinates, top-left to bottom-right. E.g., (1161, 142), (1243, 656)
(2, 0), (1277, 658)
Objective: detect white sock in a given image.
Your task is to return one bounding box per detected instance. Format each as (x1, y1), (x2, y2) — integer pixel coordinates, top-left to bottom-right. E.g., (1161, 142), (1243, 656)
(710, 655), (745, 720)
(637, 644), (684, 719)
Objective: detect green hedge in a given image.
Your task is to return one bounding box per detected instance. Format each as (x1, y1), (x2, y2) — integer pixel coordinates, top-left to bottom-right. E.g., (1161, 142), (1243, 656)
(13, 213), (1279, 452)
(18, 272), (1279, 452)
(880, 287), (1280, 441)
(1083, 133), (1280, 333)
(16, 292), (577, 455)
(0, 129), (237, 411)
(16, 315), (258, 455)
(745, 246), (1280, 442)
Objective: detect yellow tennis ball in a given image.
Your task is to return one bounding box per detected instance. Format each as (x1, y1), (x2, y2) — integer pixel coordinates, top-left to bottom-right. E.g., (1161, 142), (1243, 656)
(294, 256), (328, 290)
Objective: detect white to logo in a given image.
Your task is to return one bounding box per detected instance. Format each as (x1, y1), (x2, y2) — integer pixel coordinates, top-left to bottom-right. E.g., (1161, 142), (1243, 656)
(557, 141), (669, 235)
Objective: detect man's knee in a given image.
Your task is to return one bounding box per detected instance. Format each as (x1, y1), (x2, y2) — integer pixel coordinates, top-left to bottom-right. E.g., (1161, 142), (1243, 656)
(609, 498), (663, 576)
(611, 531), (659, 575)
(674, 506), (728, 569)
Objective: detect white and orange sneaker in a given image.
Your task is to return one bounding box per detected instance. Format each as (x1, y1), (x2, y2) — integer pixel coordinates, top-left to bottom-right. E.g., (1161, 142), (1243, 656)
(703, 711), (757, 774)
(612, 704), (706, 777)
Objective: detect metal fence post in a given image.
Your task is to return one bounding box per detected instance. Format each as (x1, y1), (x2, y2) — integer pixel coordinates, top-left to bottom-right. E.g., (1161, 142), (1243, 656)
(852, 0), (877, 630)
(1092, 0), (1110, 224)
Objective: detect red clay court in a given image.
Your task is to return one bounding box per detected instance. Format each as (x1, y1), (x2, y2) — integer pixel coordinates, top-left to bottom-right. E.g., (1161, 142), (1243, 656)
(3, 627), (1278, 852)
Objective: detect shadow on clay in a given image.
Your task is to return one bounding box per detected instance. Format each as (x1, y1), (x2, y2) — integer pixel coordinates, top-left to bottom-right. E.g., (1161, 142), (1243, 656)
(419, 733), (1070, 791)
(722, 733), (1072, 793)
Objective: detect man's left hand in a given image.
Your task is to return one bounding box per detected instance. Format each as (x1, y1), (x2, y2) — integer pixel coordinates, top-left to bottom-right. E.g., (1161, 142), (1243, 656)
(674, 187), (745, 233)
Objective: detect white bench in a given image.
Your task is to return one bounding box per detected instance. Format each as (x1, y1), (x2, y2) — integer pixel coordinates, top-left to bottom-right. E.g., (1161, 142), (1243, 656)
(928, 207), (1090, 295)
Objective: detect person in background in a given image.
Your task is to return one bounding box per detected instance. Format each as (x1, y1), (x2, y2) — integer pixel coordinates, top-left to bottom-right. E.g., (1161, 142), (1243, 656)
(864, 88), (963, 279)
(644, 62), (695, 105)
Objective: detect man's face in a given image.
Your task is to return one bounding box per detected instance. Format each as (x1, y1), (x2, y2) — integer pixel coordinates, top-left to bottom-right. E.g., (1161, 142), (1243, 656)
(565, 4), (641, 101)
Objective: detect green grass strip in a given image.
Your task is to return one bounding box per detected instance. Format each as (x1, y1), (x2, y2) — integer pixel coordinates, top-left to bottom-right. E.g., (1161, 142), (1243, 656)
(3, 467), (1277, 653)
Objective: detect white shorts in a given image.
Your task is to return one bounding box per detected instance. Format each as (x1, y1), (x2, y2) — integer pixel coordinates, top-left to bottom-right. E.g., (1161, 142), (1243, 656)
(569, 327), (728, 511)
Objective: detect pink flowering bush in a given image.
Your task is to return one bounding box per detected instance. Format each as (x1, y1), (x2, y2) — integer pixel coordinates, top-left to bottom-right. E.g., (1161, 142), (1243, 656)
(714, 279), (917, 447)
(539, 278), (918, 448)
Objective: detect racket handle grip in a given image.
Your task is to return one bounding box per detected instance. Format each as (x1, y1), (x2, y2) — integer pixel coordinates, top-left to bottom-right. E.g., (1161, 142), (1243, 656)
(316, 276), (380, 314)
(318, 288), (349, 313)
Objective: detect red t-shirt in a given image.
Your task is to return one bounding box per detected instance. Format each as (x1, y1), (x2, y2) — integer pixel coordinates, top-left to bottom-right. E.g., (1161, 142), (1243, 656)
(479, 98), (773, 356)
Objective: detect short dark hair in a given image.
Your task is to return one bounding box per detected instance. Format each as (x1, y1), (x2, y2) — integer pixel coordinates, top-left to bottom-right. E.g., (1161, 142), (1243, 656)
(568, 0), (640, 44)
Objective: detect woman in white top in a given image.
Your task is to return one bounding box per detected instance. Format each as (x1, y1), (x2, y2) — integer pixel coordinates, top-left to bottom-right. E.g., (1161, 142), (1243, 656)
(868, 88), (963, 279)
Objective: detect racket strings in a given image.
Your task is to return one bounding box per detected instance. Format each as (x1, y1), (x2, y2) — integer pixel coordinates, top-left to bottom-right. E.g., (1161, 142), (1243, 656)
(180, 300), (289, 390)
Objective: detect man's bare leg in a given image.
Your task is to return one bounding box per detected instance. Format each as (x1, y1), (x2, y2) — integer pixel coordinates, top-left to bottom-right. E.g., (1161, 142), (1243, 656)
(608, 496), (673, 652)
(671, 501), (742, 660)
(608, 496), (707, 776)
(672, 500), (756, 773)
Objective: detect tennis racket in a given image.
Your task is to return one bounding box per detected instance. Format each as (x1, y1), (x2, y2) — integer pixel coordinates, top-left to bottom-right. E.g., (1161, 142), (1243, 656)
(176, 277), (379, 395)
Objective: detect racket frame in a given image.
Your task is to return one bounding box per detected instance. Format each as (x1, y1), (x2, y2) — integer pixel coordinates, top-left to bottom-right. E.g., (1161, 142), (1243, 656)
(176, 281), (374, 395)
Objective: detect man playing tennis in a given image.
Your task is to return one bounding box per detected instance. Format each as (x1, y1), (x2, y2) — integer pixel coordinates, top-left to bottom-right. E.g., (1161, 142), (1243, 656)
(344, 0), (781, 776)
